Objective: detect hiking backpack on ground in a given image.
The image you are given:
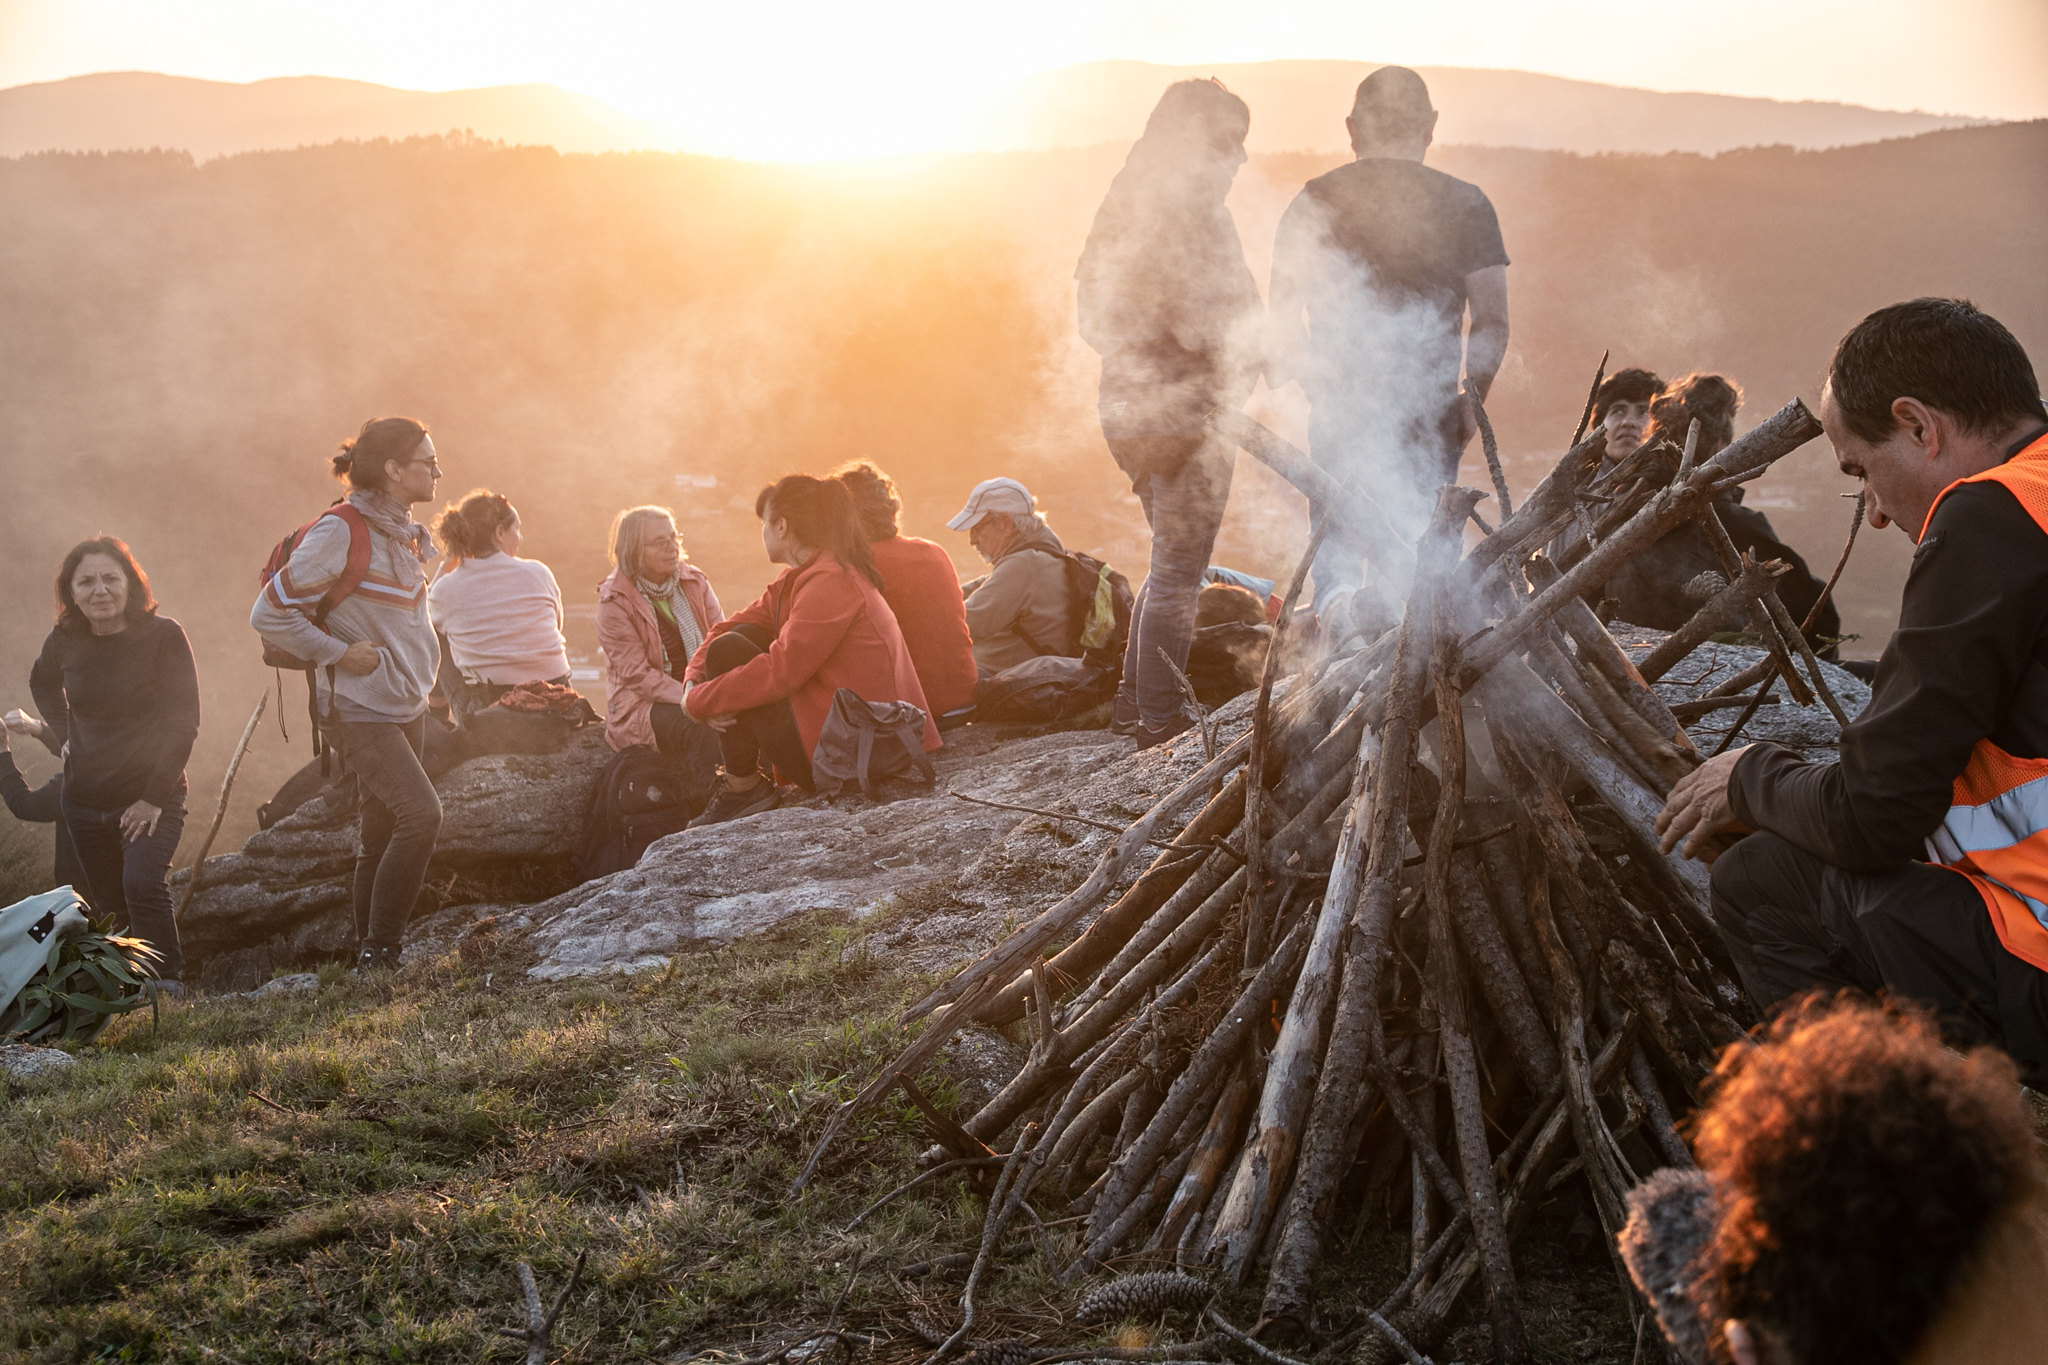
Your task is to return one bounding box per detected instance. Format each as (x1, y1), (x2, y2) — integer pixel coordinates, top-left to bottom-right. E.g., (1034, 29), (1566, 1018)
(258, 502), (372, 762)
(810, 688), (936, 798)
(574, 739), (720, 881)
(974, 654), (1118, 723)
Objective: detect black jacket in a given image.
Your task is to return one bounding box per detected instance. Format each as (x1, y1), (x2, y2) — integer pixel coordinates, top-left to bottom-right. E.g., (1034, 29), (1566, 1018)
(30, 614), (201, 813)
(1733, 430), (2048, 870)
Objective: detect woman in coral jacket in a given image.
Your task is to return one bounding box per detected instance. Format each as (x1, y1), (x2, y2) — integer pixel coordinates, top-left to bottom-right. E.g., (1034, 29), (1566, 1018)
(595, 506), (724, 758)
(683, 474), (937, 826)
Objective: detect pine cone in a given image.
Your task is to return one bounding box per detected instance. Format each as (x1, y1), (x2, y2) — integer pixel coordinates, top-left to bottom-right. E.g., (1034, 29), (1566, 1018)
(961, 1341), (1038, 1365)
(1072, 1270), (1212, 1324)
(1683, 570), (1729, 603)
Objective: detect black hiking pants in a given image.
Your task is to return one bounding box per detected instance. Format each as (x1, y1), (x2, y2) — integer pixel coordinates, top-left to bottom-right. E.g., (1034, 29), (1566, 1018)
(1711, 831), (2048, 1086)
(698, 625), (813, 790)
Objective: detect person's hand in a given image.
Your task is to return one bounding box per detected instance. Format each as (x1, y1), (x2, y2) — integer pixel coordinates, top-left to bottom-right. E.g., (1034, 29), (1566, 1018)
(2, 709), (42, 737)
(120, 799), (163, 843)
(336, 641), (382, 676)
(1656, 747), (1753, 862)
(701, 711), (738, 732)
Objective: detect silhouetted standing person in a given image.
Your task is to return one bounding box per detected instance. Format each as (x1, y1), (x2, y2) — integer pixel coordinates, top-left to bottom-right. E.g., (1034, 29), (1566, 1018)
(1077, 78), (1263, 747)
(1269, 66), (1510, 637)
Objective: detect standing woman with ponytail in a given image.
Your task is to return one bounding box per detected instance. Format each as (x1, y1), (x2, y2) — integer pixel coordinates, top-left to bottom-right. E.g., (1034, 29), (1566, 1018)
(251, 417), (443, 971)
(682, 475), (937, 827)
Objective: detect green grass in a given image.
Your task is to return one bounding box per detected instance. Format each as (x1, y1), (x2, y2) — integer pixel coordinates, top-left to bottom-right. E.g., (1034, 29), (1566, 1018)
(0, 913), (1637, 1364)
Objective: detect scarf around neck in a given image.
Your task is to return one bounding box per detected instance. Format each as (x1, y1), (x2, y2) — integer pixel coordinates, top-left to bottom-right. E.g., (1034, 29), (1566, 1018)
(348, 488), (438, 564)
(635, 573), (704, 670)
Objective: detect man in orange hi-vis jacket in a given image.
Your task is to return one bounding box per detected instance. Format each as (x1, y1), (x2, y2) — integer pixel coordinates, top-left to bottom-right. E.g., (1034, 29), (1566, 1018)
(1656, 298), (2048, 1086)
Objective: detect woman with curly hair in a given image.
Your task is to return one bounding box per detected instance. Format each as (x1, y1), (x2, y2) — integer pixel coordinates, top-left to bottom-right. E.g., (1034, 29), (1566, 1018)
(30, 537), (199, 992)
(1619, 996), (2048, 1365)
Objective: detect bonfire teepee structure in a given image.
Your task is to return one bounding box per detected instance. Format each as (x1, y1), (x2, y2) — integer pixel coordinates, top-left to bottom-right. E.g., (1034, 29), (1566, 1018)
(799, 390), (1844, 1364)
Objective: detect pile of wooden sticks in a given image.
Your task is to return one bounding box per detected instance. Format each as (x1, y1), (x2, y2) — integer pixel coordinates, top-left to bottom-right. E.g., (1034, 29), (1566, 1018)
(801, 394), (1845, 1364)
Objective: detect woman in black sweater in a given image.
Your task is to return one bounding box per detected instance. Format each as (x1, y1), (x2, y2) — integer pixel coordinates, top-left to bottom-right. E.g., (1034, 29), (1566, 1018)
(29, 538), (200, 992)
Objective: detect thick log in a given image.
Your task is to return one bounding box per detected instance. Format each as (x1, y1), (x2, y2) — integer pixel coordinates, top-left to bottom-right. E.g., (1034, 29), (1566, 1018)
(1423, 621), (1531, 1364)
(1149, 1067), (1256, 1253)
(1447, 856), (1559, 1092)
(1242, 515), (1331, 968)
(1257, 489), (1474, 1329)
(1523, 558), (1698, 759)
(1474, 655), (1711, 907)
(979, 770), (1247, 1025)
(1697, 501), (1850, 725)
(1084, 917), (1315, 1260)
(1458, 399), (1821, 685)
(1636, 555), (1790, 682)
(1207, 738), (1378, 1282)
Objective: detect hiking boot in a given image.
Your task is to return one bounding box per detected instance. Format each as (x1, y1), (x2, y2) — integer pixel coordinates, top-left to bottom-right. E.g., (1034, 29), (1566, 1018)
(688, 772), (781, 828)
(353, 944), (402, 974)
(1133, 713), (1195, 752)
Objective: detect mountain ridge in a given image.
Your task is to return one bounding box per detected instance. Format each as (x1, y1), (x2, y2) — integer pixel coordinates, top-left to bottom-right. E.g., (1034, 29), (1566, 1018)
(0, 64), (1994, 163)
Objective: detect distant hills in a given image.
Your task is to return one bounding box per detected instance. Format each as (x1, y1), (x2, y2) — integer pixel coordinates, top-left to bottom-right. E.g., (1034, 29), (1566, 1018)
(0, 65), (1992, 163)
(975, 61), (1991, 156)
(0, 71), (680, 160)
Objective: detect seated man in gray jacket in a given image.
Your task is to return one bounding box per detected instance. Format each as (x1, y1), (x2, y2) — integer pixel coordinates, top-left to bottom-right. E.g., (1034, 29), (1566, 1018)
(949, 477), (1076, 676)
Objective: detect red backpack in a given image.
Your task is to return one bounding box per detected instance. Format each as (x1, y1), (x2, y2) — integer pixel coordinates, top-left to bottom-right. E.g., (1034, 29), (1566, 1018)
(259, 503), (372, 756)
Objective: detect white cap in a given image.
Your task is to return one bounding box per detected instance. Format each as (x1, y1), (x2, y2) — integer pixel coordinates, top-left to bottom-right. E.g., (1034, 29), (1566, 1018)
(946, 476), (1036, 531)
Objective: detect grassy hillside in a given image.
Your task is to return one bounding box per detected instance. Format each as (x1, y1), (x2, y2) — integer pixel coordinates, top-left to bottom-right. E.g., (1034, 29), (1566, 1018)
(0, 910), (1640, 1362)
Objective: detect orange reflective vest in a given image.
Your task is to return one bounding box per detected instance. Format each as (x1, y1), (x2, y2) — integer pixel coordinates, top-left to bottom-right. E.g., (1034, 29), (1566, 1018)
(1921, 432), (2048, 973)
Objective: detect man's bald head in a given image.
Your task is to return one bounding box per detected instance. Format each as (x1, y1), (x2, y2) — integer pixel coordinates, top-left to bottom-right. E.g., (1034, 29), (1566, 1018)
(1349, 66), (1438, 153)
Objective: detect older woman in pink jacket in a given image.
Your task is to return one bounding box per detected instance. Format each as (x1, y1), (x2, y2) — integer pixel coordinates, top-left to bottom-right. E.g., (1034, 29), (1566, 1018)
(595, 506), (724, 757)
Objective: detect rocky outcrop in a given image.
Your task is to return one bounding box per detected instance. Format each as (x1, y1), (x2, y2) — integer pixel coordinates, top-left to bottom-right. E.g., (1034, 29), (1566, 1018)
(176, 729), (612, 992)
(519, 697), (1272, 981)
(1613, 625), (1871, 754)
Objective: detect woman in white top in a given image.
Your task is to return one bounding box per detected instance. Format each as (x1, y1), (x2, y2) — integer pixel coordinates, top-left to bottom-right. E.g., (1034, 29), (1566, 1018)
(428, 491), (572, 712)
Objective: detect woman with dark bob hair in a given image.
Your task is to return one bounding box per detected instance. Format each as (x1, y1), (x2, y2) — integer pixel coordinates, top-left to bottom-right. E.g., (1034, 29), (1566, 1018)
(681, 474), (936, 826)
(251, 416), (444, 971)
(30, 536), (200, 993)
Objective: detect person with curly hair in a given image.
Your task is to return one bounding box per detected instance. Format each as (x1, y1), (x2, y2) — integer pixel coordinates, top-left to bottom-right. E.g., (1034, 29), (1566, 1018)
(1596, 371), (1838, 644)
(1619, 996), (2048, 1365)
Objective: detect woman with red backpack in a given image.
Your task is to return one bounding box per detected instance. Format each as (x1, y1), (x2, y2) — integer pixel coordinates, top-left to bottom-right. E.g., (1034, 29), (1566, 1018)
(682, 475), (936, 827)
(251, 416), (443, 972)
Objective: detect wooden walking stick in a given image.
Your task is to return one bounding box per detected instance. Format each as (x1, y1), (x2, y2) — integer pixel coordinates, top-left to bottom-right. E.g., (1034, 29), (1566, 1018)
(171, 690), (269, 924)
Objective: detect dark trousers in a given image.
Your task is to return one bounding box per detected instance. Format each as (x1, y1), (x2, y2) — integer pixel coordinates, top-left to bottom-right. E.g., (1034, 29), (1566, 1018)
(335, 716), (443, 952)
(1113, 432), (1236, 729)
(1712, 831), (2048, 1086)
(699, 625), (813, 790)
(63, 796), (186, 982)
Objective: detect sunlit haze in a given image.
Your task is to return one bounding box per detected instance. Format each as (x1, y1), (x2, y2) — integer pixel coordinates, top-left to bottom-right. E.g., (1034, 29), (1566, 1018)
(2, 0), (2044, 161)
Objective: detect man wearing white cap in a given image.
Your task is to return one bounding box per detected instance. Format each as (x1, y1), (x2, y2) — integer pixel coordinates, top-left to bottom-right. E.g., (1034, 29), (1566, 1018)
(948, 477), (1076, 675)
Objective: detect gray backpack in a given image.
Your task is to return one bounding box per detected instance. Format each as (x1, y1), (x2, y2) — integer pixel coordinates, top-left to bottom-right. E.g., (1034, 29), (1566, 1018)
(810, 688), (935, 798)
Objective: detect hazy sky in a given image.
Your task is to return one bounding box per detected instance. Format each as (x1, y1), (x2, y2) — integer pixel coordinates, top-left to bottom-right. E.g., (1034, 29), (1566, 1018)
(3, 0), (2044, 159)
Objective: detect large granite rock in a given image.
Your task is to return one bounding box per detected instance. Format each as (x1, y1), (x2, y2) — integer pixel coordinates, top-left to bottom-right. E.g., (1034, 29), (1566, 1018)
(521, 695), (1271, 981)
(177, 728), (613, 991)
(1609, 625), (1872, 755)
